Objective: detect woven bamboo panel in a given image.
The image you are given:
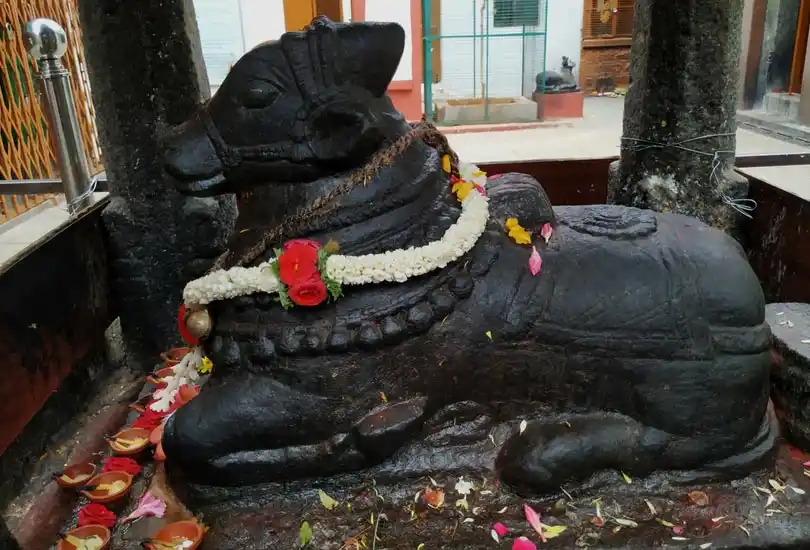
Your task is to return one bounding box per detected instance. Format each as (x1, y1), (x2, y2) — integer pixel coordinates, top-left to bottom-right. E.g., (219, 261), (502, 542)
(0, 0), (101, 224)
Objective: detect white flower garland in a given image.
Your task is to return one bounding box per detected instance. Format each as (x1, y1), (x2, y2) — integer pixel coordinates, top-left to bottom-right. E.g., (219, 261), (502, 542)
(182, 161), (490, 308)
(150, 347), (202, 412)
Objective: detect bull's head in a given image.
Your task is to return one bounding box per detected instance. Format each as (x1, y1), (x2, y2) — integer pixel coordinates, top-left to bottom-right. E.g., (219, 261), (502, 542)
(162, 17), (406, 196)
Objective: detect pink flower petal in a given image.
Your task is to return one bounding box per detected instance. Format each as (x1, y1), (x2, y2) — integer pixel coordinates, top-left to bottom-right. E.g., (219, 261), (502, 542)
(524, 503), (546, 543)
(493, 522), (509, 537)
(122, 491), (167, 523)
(488, 173), (505, 181)
(672, 525), (684, 535)
(512, 536), (537, 550)
(473, 184), (487, 196)
(804, 460), (810, 467)
(540, 223), (553, 244)
(528, 246), (543, 276)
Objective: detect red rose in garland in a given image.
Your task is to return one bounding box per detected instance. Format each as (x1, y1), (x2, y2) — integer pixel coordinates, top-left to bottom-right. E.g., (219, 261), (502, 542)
(277, 240), (320, 286)
(77, 503), (116, 528)
(101, 456), (142, 476)
(288, 275), (329, 307)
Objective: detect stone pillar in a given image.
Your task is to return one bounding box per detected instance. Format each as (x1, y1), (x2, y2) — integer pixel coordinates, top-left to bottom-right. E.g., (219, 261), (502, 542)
(78, 0), (236, 363)
(608, 0), (749, 236)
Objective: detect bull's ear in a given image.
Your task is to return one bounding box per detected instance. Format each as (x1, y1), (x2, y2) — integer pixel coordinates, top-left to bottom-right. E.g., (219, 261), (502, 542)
(336, 22), (405, 96)
(306, 100), (382, 161)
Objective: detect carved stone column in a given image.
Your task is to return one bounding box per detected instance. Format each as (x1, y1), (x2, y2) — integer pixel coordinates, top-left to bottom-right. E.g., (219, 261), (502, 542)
(607, 0), (749, 237)
(78, 0), (236, 363)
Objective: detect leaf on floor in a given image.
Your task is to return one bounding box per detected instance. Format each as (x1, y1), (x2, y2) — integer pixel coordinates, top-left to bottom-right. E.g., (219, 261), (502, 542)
(318, 489), (338, 510)
(299, 521), (313, 547)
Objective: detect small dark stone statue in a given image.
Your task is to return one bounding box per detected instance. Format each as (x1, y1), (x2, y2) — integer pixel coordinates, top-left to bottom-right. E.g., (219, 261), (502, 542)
(536, 56), (579, 94)
(160, 18), (775, 500)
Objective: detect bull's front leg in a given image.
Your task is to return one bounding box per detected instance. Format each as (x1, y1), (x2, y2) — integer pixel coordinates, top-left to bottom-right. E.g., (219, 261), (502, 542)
(162, 373), (432, 485)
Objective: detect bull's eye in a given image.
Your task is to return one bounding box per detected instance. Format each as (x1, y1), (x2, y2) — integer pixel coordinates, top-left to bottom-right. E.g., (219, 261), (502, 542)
(241, 84), (280, 109)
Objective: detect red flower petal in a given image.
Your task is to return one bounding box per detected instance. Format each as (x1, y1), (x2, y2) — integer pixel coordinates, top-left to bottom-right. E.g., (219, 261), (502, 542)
(101, 456), (143, 476)
(77, 503), (117, 528)
(177, 304), (200, 345)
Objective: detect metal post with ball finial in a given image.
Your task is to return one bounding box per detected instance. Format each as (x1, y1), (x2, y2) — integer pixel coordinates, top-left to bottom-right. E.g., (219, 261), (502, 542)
(24, 18), (94, 215)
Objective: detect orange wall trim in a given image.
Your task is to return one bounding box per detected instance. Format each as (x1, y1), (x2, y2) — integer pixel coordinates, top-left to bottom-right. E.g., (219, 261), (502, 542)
(351, 0), (424, 121)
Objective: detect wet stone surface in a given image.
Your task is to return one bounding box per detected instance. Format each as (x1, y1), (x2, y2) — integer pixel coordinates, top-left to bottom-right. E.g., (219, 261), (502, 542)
(768, 303), (810, 450)
(157, 445), (810, 550)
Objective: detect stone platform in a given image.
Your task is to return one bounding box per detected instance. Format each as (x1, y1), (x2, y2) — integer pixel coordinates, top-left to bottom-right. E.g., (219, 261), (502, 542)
(118, 443), (810, 550)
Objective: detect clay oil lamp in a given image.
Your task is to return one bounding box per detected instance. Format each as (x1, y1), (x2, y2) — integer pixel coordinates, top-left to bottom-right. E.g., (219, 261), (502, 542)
(107, 427), (151, 456)
(160, 347), (192, 368)
(53, 462), (97, 489)
(57, 525), (111, 550)
(79, 471), (134, 504)
(142, 520), (204, 550)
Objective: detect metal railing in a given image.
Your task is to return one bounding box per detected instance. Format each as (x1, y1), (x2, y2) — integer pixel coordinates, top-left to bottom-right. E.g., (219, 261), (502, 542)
(20, 18), (96, 215)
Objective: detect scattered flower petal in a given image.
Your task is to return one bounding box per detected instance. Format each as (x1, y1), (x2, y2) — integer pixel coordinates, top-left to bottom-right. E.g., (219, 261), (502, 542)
(672, 536), (689, 541)
(122, 491), (166, 523)
(614, 518), (638, 528)
(493, 522), (509, 537)
(512, 536), (537, 550)
(540, 223), (553, 244)
(455, 477), (474, 496)
(519, 419), (528, 435)
(699, 543), (713, 549)
(524, 504), (546, 543)
(490, 529), (501, 544)
(591, 516), (605, 527)
(486, 330), (493, 341)
(528, 246), (542, 276)
(644, 499), (657, 516)
(790, 486), (806, 495)
(672, 525), (685, 535)
(656, 518), (676, 528)
(620, 471), (632, 484)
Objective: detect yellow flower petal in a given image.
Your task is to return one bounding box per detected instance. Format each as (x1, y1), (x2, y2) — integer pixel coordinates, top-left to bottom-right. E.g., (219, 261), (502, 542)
(505, 217), (519, 230)
(442, 154), (451, 173)
(452, 181), (475, 202)
(508, 226), (533, 245)
(472, 170), (486, 177)
(197, 356), (213, 374)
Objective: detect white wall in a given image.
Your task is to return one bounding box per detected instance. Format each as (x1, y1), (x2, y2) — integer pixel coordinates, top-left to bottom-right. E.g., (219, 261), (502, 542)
(434, 0), (582, 100)
(365, 0), (413, 81)
(195, 0), (360, 93)
(239, 0), (287, 51)
(545, 0), (584, 73)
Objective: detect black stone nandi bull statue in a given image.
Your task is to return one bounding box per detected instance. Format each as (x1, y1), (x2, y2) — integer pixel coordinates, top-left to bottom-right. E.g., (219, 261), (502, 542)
(159, 18), (776, 499)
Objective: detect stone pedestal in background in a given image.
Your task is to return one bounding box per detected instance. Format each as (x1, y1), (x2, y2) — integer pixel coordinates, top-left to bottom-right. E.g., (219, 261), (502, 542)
(768, 303), (810, 451)
(608, 0), (749, 237)
(78, 0), (236, 363)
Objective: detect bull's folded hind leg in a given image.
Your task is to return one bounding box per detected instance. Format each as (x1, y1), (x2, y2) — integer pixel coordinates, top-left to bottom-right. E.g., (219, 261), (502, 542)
(496, 412), (670, 494)
(496, 407), (778, 495)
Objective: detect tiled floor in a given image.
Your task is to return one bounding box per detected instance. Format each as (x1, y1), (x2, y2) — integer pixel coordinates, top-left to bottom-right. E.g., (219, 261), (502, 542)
(2, 97), (809, 268)
(0, 194), (107, 267)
